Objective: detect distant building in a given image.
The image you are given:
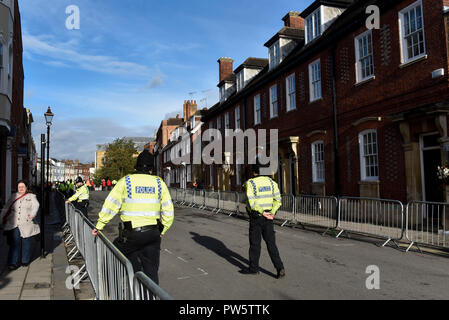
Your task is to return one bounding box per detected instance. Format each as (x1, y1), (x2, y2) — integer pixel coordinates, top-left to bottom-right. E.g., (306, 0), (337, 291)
(95, 137), (154, 171)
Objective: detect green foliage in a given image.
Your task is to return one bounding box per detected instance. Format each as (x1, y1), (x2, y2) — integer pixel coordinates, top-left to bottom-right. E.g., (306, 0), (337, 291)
(93, 138), (137, 182)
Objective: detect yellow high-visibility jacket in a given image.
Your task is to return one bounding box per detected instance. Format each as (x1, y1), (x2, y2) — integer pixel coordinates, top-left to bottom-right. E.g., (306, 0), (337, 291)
(95, 174), (174, 235)
(68, 184), (89, 203)
(244, 176), (282, 215)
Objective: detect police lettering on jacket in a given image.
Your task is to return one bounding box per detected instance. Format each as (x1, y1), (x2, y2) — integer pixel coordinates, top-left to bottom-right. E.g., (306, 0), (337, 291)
(135, 186), (155, 194)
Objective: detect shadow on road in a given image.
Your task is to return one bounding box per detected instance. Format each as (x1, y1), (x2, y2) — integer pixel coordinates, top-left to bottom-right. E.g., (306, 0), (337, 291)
(190, 232), (277, 278)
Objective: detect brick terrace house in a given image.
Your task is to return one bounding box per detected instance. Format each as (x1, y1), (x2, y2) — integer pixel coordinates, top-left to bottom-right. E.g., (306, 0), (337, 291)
(158, 100), (206, 188)
(200, 0), (449, 205)
(0, 0), (35, 205)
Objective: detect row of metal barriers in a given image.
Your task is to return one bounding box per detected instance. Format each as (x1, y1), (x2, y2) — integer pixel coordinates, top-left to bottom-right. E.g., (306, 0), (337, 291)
(60, 194), (172, 300)
(169, 188), (449, 252)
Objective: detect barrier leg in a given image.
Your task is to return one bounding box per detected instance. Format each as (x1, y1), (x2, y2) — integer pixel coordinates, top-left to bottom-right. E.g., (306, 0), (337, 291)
(322, 228), (338, 237)
(73, 264), (88, 288)
(405, 242), (422, 254)
(381, 238), (392, 247)
(68, 249), (80, 262)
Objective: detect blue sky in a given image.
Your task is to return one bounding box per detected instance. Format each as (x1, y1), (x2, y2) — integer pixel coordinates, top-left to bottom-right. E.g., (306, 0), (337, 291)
(21, 0), (310, 163)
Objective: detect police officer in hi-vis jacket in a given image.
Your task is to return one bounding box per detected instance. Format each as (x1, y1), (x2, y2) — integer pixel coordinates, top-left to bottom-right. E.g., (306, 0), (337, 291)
(92, 150), (174, 284)
(240, 162), (285, 279)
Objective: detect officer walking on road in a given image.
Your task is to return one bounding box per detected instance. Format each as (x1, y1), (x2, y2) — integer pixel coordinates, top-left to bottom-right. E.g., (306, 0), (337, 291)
(240, 162), (285, 279)
(66, 176), (90, 218)
(92, 150), (174, 284)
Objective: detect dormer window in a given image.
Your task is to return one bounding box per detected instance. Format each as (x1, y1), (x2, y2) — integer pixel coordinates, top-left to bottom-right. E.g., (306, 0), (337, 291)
(219, 85), (226, 102)
(236, 71), (244, 92)
(305, 7), (322, 44)
(269, 41), (280, 69)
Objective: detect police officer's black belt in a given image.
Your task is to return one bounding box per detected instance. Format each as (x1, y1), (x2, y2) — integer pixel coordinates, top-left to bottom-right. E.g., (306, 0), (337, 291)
(128, 225), (158, 233)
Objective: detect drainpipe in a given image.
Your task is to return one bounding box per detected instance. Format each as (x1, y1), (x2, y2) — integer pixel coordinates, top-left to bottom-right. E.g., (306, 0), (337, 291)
(330, 44), (341, 198)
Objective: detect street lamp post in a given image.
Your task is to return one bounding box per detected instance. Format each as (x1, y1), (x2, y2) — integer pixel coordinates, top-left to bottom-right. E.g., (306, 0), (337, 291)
(43, 107), (54, 257)
(45, 107), (54, 189)
(40, 134), (46, 258)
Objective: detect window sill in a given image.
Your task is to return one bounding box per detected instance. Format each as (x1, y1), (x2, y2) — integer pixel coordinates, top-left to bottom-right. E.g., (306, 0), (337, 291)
(270, 115), (279, 120)
(309, 97), (323, 105)
(358, 179), (380, 185)
(355, 76), (375, 87)
(399, 54), (428, 69)
(285, 108), (296, 114)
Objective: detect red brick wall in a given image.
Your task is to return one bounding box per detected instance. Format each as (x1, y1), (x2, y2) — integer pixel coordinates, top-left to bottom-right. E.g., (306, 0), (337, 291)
(201, 0), (449, 199)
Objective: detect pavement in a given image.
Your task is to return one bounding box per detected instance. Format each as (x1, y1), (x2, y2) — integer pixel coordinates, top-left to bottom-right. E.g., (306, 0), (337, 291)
(0, 191), (76, 300)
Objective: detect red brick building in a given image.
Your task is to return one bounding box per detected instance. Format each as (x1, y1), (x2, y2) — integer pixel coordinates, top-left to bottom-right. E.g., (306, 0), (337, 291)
(0, 0), (35, 205)
(200, 0), (449, 204)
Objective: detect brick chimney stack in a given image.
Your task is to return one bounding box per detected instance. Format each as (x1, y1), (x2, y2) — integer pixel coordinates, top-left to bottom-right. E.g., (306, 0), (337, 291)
(282, 11), (304, 29)
(217, 57), (234, 83)
(183, 100), (198, 121)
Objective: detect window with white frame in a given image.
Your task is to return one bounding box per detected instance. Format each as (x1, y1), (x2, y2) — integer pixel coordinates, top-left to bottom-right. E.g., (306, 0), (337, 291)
(225, 112), (230, 136)
(208, 122), (214, 140)
(355, 30), (374, 82)
(311, 141), (325, 182)
(399, 0), (426, 64)
(237, 71), (244, 91)
(254, 94), (261, 125)
(219, 85), (226, 102)
(187, 165), (191, 182)
(309, 59), (321, 102)
(359, 130), (379, 180)
(235, 164), (241, 186)
(286, 74), (296, 111)
(8, 44), (12, 77)
(235, 106), (241, 130)
(269, 41), (280, 69)
(0, 43), (3, 81)
(210, 165), (214, 187)
(305, 7), (322, 44)
(217, 116), (222, 132)
(270, 85), (278, 118)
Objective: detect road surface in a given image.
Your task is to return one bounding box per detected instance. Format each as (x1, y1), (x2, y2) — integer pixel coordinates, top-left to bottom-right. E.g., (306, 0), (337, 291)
(87, 191), (449, 300)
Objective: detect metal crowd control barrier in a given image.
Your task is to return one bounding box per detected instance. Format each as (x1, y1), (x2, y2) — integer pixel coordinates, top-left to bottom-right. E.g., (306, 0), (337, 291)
(338, 197), (404, 247)
(219, 191), (239, 216)
(294, 195), (338, 234)
(203, 190), (220, 212)
(406, 201), (449, 252)
(237, 192), (247, 216)
(184, 189), (195, 207)
(276, 194), (295, 226)
(193, 189), (205, 209)
(133, 272), (173, 300)
(96, 231), (135, 300)
(62, 198), (171, 300)
(168, 187), (177, 203)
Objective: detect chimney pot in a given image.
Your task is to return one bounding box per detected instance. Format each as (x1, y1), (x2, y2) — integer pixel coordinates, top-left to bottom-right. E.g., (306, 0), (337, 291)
(282, 11), (304, 29)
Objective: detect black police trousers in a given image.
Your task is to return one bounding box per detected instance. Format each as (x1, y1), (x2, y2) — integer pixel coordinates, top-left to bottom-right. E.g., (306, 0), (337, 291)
(74, 201), (89, 220)
(113, 226), (161, 285)
(248, 214), (284, 273)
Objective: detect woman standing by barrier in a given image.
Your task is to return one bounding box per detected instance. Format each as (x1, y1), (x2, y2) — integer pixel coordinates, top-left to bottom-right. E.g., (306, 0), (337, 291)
(0, 181), (40, 270)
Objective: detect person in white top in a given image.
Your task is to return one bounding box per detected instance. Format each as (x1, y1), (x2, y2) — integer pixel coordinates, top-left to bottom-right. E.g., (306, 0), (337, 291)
(1, 181), (40, 270)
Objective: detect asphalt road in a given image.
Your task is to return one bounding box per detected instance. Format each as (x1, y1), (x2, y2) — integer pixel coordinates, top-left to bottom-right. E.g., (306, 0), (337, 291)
(88, 191), (449, 300)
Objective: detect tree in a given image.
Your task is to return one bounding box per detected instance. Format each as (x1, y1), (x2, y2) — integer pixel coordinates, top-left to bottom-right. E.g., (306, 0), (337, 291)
(93, 138), (137, 183)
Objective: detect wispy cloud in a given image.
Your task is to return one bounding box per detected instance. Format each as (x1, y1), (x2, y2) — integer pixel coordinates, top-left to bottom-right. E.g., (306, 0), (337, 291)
(32, 117), (156, 163)
(23, 32), (151, 77)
